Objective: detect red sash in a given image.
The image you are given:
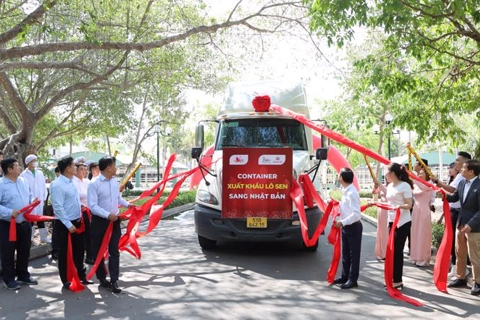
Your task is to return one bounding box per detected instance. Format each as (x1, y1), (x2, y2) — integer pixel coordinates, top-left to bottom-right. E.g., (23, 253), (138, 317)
(66, 218), (86, 292)
(326, 204), (341, 283)
(433, 192), (452, 292)
(9, 200), (41, 242)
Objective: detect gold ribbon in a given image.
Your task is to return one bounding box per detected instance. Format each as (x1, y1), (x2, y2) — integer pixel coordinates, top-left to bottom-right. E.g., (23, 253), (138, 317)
(121, 163), (141, 188)
(406, 142), (434, 178)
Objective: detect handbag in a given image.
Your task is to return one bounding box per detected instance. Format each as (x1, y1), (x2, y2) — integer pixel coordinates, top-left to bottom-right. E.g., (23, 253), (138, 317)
(43, 190), (54, 216)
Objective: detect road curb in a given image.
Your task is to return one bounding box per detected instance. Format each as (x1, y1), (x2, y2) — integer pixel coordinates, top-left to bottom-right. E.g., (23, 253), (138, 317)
(29, 203), (196, 261)
(361, 213), (377, 227)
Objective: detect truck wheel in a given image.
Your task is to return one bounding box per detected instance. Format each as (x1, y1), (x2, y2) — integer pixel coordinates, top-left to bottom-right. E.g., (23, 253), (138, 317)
(198, 235), (217, 250)
(303, 239), (319, 252)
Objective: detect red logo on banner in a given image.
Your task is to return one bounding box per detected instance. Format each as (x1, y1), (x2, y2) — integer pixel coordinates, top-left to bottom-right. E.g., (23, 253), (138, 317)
(222, 147), (293, 219)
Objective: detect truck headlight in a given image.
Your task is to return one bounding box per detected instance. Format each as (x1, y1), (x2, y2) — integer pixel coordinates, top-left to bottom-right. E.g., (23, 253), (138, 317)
(197, 190), (219, 205)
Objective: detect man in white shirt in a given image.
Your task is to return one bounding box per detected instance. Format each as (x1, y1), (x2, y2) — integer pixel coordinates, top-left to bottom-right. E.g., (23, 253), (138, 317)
(88, 156), (135, 294)
(72, 160), (94, 265)
(332, 167), (363, 289)
(20, 154), (49, 244)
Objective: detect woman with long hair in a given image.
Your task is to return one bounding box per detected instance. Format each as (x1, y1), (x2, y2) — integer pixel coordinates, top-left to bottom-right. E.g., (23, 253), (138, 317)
(410, 169), (434, 267)
(382, 163), (413, 290)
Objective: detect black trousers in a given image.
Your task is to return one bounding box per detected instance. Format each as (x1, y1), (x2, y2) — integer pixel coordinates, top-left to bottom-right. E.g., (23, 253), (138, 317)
(389, 221), (411, 283)
(341, 221), (363, 282)
(0, 220), (32, 283)
(57, 219), (86, 283)
(450, 208), (460, 265)
(51, 219), (60, 258)
(83, 210), (93, 261)
(91, 215), (121, 282)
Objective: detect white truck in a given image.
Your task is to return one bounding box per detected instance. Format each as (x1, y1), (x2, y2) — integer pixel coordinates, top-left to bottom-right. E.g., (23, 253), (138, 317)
(191, 81), (328, 250)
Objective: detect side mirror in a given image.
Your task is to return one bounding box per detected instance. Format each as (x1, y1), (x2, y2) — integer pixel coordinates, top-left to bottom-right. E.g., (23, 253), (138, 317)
(315, 147), (328, 161)
(195, 124), (205, 149)
(191, 147), (203, 160)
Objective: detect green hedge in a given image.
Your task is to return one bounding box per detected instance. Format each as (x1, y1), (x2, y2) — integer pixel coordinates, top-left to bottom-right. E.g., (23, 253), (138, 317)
(432, 222), (444, 249)
(122, 189), (195, 212)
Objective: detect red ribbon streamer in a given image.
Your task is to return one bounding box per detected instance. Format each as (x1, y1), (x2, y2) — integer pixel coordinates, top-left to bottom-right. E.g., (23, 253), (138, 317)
(9, 200), (41, 242)
(433, 192), (452, 293)
(326, 204), (341, 283)
(66, 224), (86, 292)
(272, 103), (452, 297)
(87, 221), (114, 281)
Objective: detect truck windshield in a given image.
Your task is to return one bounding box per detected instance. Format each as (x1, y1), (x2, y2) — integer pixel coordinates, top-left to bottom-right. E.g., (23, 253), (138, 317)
(217, 118), (307, 150)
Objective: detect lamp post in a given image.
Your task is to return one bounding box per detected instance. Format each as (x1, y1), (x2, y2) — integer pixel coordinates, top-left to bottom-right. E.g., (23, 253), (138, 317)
(154, 125), (160, 183)
(385, 113), (393, 160)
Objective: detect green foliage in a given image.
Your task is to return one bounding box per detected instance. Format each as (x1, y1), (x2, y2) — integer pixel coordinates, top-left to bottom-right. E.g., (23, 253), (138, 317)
(362, 205), (378, 219)
(329, 189), (342, 201)
(432, 222), (444, 249)
(306, 0), (480, 152)
(124, 189), (195, 209)
(359, 191), (373, 199)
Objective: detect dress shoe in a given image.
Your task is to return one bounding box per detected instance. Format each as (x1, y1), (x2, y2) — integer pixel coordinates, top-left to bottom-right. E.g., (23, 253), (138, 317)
(17, 277), (38, 285)
(111, 281), (122, 294)
(4, 280), (21, 290)
(340, 280), (358, 289)
(81, 278), (94, 285)
(99, 279), (112, 289)
(63, 282), (71, 290)
(332, 277), (347, 285)
(447, 278), (467, 288)
(471, 283), (480, 296)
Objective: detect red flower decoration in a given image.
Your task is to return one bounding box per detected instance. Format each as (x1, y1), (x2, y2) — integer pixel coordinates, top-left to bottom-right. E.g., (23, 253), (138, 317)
(252, 95), (271, 112)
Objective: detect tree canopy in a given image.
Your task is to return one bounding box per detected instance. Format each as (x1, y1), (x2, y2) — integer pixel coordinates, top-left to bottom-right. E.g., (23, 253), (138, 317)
(305, 0), (480, 157)
(0, 0), (311, 162)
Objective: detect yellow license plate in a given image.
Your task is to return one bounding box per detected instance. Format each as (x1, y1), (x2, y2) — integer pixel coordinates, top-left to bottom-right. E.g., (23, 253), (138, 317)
(246, 217), (267, 228)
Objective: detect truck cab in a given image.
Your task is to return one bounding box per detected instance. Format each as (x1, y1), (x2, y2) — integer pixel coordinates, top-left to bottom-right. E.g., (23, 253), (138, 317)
(191, 81), (328, 250)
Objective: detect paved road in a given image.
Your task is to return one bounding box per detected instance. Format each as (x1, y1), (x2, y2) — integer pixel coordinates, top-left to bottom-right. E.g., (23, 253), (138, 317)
(0, 210), (478, 320)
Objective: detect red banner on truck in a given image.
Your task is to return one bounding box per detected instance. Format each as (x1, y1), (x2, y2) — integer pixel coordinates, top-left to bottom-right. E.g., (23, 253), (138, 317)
(222, 147), (293, 221)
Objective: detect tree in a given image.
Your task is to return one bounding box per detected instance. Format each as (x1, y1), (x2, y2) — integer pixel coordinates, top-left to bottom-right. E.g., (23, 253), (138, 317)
(0, 0), (311, 161)
(305, 0), (480, 157)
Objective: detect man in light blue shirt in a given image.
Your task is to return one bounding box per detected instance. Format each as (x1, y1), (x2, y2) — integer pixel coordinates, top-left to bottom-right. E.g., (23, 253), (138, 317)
(50, 156), (93, 289)
(0, 158), (38, 290)
(88, 156), (133, 294)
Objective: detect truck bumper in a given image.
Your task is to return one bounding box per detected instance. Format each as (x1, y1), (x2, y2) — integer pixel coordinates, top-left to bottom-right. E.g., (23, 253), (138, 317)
(194, 204), (322, 243)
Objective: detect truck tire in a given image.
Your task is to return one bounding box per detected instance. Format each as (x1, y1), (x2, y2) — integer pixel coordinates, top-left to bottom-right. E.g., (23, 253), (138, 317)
(198, 235), (217, 250)
(303, 239), (319, 252)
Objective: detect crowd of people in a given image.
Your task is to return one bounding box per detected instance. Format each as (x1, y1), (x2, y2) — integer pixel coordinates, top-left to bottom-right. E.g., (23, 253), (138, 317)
(1, 149), (479, 298)
(331, 151), (480, 298)
(0, 153), (136, 293)
(365, 152), (479, 296)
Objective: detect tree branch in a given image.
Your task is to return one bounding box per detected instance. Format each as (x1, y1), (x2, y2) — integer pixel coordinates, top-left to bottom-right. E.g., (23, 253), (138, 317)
(0, 60), (102, 75)
(35, 53), (128, 120)
(0, 0), (58, 45)
(0, 72), (31, 125)
(0, 2), (304, 60)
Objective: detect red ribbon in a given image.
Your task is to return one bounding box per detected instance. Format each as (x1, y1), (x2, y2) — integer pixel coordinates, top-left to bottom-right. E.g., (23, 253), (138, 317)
(289, 174), (341, 282)
(86, 221), (114, 281)
(82, 206), (92, 221)
(326, 204), (341, 283)
(433, 192), (452, 293)
(8, 200), (41, 242)
(272, 103), (453, 298)
(66, 223), (86, 292)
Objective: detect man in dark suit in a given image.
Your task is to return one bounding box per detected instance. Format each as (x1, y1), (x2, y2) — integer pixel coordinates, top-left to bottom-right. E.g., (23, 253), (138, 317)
(446, 159), (480, 295)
